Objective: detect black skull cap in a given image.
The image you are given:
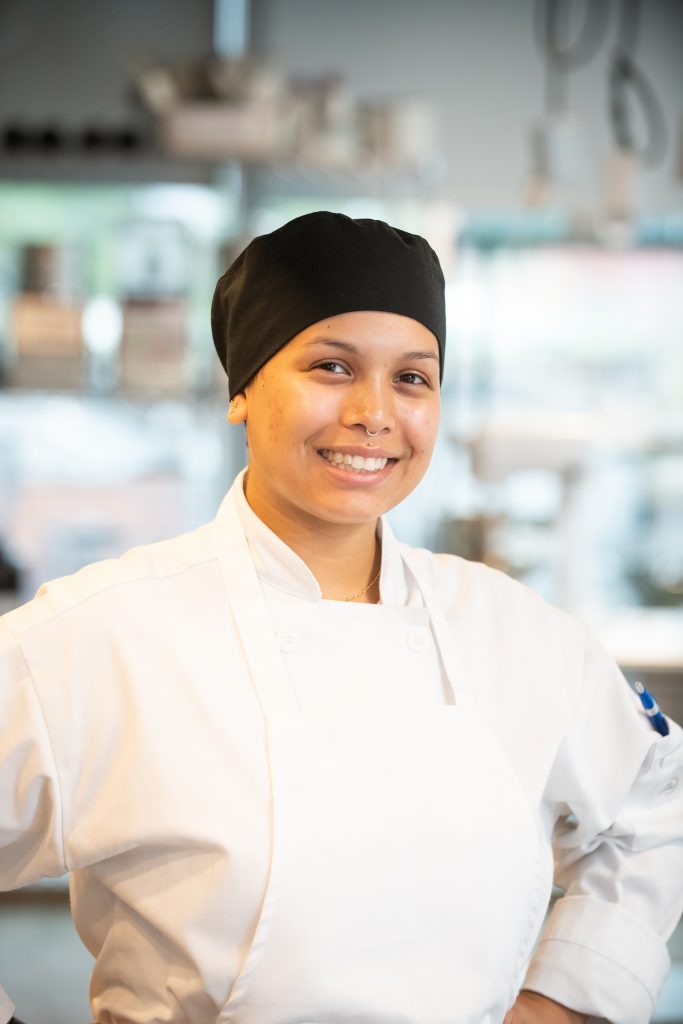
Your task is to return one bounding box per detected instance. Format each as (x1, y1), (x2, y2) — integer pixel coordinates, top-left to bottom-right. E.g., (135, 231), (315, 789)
(211, 210), (446, 398)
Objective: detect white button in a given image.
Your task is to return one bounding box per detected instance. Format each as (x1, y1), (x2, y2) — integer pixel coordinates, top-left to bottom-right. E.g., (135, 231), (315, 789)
(659, 777), (678, 797)
(406, 628), (431, 653)
(277, 630), (299, 652)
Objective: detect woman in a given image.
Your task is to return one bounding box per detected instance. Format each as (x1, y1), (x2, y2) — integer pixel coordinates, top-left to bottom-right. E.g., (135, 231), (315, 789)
(0, 211), (681, 1024)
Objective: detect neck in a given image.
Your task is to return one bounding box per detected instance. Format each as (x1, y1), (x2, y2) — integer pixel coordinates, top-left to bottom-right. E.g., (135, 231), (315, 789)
(243, 476), (381, 603)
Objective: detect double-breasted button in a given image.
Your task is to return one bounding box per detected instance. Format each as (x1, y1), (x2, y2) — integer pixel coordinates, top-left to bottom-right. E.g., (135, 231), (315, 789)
(277, 629), (300, 652)
(659, 777), (678, 797)
(406, 628), (431, 653)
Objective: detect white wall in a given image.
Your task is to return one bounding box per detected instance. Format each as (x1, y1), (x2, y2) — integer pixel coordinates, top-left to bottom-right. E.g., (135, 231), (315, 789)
(0, 0), (680, 212)
(0, 0), (214, 122)
(250, 0), (683, 212)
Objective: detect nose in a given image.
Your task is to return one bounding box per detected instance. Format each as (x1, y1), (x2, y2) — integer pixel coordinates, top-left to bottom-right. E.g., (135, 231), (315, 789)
(341, 377), (395, 436)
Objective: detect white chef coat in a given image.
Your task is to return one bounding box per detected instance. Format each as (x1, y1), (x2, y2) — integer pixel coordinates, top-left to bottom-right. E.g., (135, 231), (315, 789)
(0, 469), (682, 1023)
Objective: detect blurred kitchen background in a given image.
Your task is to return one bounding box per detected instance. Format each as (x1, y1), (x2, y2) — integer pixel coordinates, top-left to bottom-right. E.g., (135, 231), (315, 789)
(0, 0), (682, 1020)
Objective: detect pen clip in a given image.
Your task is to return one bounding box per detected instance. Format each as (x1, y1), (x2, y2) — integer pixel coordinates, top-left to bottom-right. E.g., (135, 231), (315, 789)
(633, 681), (670, 737)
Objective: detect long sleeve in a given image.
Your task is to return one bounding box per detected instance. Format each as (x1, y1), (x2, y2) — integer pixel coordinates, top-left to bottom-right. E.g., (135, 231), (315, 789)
(0, 618), (67, 889)
(0, 618), (69, 1024)
(524, 627), (683, 1024)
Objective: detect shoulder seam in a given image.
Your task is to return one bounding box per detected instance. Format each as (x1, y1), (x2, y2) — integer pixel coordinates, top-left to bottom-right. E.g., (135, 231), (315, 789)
(22, 554), (219, 635)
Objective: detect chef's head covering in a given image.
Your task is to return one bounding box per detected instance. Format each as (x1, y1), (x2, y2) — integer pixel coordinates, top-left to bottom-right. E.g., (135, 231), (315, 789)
(211, 210), (446, 398)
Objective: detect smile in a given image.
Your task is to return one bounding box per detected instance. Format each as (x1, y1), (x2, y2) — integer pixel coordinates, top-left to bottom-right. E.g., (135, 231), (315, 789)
(318, 449), (389, 473)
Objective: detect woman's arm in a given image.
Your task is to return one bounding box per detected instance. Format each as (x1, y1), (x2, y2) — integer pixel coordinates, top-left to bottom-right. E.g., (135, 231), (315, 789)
(0, 619), (66, 890)
(0, 619), (68, 1020)
(504, 991), (589, 1023)
(523, 626), (683, 1024)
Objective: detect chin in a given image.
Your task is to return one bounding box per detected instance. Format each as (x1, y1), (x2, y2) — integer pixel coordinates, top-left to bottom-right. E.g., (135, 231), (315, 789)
(311, 497), (394, 526)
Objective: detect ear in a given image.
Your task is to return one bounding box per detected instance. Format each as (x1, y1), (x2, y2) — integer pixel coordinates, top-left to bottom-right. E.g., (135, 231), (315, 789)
(227, 393), (248, 425)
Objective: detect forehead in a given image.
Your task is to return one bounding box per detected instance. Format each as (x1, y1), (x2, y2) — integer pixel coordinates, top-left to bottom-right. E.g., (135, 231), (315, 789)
(286, 310), (440, 357)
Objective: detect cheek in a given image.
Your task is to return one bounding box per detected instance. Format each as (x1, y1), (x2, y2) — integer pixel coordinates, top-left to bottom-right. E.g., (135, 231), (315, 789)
(256, 388), (286, 439)
(247, 398), (281, 456)
(291, 384), (340, 438)
(404, 403), (440, 455)
(261, 387), (323, 456)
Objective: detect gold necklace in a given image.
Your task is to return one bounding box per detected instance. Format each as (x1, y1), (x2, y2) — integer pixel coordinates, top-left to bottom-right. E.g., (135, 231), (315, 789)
(342, 564), (381, 602)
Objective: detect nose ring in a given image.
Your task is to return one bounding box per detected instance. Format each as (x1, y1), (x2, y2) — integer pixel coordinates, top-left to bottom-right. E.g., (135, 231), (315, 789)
(365, 428), (382, 437)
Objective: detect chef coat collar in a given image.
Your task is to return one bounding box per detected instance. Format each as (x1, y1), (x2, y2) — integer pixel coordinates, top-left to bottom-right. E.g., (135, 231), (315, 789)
(226, 468), (413, 606)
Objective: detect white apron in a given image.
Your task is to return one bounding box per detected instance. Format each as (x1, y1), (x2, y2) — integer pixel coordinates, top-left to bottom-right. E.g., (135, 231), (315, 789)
(212, 496), (551, 1024)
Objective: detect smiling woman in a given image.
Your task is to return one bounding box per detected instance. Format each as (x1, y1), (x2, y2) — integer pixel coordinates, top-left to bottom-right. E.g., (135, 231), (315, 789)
(1, 212), (682, 1024)
(227, 310), (441, 602)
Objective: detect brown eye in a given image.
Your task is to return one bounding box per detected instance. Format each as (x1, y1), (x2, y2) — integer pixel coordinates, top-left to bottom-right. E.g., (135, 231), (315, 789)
(316, 361), (348, 374)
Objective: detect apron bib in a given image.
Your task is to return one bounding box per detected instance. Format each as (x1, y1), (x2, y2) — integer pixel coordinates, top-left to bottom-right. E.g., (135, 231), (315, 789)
(213, 501), (550, 1024)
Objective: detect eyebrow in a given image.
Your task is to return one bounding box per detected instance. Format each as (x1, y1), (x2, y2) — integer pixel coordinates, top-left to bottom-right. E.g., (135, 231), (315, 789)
(304, 336), (439, 362)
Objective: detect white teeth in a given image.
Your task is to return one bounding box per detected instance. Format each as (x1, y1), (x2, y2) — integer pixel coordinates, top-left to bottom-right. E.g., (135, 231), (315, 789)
(319, 450), (389, 473)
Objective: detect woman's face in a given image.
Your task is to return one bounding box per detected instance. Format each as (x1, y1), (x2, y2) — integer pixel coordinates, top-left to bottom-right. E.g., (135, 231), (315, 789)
(229, 311), (441, 532)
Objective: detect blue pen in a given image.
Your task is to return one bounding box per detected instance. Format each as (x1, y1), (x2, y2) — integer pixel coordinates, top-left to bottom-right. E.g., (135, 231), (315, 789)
(634, 681), (670, 737)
